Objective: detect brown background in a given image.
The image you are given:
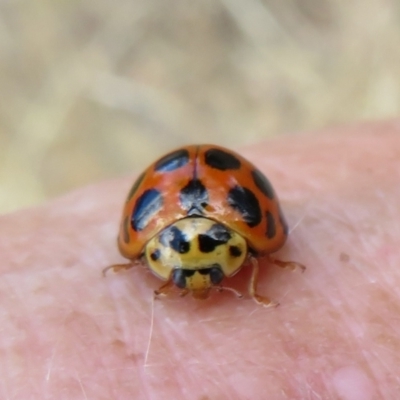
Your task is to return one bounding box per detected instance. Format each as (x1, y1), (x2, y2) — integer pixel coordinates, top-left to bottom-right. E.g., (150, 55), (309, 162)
(1, 1), (400, 213)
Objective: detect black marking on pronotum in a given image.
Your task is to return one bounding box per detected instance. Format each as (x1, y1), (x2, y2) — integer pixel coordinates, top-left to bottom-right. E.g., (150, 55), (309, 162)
(229, 245), (242, 258)
(172, 269), (187, 288)
(195, 266), (223, 284)
(227, 186), (262, 227)
(265, 211), (276, 239)
(209, 266), (224, 284)
(198, 223), (232, 253)
(179, 179), (209, 216)
(204, 148), (241, 170)
(122, 216), (130, 243)
(198, 268), (211, 275)
(173, 269), (199, 288)
(125, 172), (145, 203)
(252, 169), (274, 199)
(279, 207), (289, 236)
(150, 249), (161, 261)
(154, 148), (190, 172)
(131, 189), (163, 231)
(159, 226), (191, 254)
(197, 265), (224, 284)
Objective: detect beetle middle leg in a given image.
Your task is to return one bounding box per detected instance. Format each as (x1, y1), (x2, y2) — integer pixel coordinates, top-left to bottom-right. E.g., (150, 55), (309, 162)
(267, 256), (306, 272)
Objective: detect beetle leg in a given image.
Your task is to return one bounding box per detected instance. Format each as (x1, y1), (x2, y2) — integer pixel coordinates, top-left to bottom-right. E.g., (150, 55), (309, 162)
(248, 256), (279, 308)
(154, 279), (175, 297)
(102, 262), (139, 277)
(267, 256), (306, 273)
(178, 288), (190, 297)
(215, 285), (243, 298)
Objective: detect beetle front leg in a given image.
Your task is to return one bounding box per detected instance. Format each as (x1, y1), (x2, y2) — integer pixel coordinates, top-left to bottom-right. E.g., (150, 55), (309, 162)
(102, 262), (139, 277)
(154, 279), (176, 297)
(248, 256), (279, 308)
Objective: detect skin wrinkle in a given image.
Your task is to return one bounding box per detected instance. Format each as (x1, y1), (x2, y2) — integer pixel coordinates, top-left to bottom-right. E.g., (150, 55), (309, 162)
(199, 330), (253, 399)
(2, 275), (47, 396)
(88, 323), (121, 400)
(45, 331), (62, 383)
(352, 202), (400, 301)
(0, 326), (13, 400)
(144, 331), (202, 399)
(335, 314), (380, 397)
(363, 351), (398, 399)
(292, 237), (380, 396)
(240, 313), (316, 397)
(143, 296), (155, 368)
(75, 372), (89, 400)
(300, 379), (325, 400)
(278, 310), (336, 396)
(183, 361), (225, 400)
(358, 287), (400, 398)
(370, 312), (399, 373)
(62, 270), (140, 397)
(307, 218), (400, 399)
(104, 279), (157, 399)
(150, 306), (253, 398)
(287, 206), (309, 235)
(54, 313), (100, 395)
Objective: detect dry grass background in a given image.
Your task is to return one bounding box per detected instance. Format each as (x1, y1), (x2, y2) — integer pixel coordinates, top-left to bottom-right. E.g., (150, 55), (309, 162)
(1, 0), (400, 213)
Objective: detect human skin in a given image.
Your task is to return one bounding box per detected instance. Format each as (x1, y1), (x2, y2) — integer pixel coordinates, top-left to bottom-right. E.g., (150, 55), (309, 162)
(1, 121), (400, 400)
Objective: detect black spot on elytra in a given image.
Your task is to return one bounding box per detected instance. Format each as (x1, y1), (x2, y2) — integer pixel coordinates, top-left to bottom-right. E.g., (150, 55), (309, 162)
(229, 245), (242, 258)
(227, 186), (262, 227)
(179, 179), (208, 216)
(265, 211), (276, 239)
(198, 223), (232, 253)
(252, 169), (274, 199)
(204, 148), (241, 170)
(159, 226), (190, 254)
(279, 207), (288, 235)
(131, 189), (163, 232)
(125, 172), (145, 203)
(150, 249), (161, 261)
(154, 149), (190, 172)
(122, 216), (130, 243)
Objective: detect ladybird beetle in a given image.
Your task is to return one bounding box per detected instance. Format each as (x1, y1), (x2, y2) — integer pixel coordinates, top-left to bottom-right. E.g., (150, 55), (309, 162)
(104, 144), (305, 307)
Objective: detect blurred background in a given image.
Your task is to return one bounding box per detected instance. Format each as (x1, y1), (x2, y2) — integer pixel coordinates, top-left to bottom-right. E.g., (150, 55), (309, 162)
(1, 0), (400, 213)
